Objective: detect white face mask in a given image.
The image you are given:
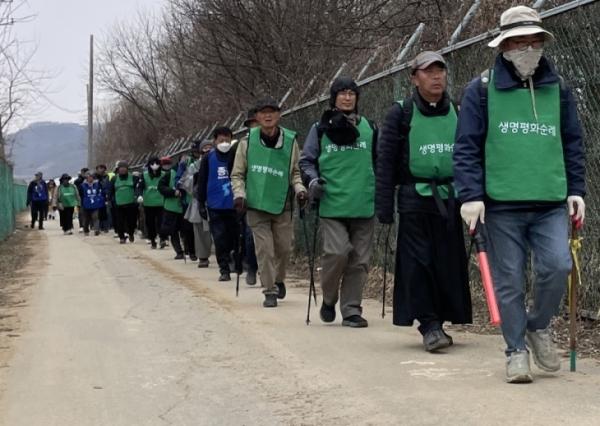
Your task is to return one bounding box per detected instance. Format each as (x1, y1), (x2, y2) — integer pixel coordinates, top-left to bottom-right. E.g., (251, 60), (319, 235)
(150, 164), (160, 171)
(216, 142), (231, 153)
(503, 46), (543, 80)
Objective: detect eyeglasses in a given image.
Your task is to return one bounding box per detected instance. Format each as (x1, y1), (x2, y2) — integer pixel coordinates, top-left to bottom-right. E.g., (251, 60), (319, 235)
(509, 39), (545, 51)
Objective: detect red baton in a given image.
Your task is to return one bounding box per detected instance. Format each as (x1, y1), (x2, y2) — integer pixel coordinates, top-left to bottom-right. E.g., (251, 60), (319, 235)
(471, 228), (501, 326)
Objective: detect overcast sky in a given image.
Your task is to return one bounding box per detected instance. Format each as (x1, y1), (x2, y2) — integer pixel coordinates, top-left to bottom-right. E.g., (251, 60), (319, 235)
(12, 0), (165, 131)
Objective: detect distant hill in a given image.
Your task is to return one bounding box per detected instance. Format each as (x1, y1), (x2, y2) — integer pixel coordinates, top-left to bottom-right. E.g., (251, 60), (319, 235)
(8, 122), (87, 180)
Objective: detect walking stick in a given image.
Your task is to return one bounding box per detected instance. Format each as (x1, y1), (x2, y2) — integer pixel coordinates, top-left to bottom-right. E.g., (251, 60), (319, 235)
(381, 224), (392, 319)
(569, 217), (583, 372)
(300, 205), (319, 325)
(235, 217), (245, 297)
(471, 225), (501, 326)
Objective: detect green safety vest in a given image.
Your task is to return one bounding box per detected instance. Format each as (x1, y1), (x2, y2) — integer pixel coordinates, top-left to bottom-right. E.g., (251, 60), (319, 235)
(246, 126), (295, 215)
(143, 171), (164, 207)
(60, 185), (78, 208)
(163, 170), (183, 214)
(405, 100), (457, 198)
(114, 174), (135, 206)
(486, 71), (567, 202)
(318, 117), (375, 218)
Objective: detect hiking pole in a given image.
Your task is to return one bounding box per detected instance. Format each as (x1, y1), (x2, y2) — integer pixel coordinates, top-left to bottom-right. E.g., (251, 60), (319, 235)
(300, 206), (318, 325)
(471, 224), (501, 326)
(235, 218), (245, 297)
(568, 216), (583, 372)
(381, 224), (392, 319)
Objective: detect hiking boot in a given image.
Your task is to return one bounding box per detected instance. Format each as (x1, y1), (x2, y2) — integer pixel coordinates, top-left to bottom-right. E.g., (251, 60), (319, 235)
(119, 238), (126, 244)
(263, 294), (277, 308)
(506, 350), (533, 383)
(442, 330), (454, 346)
(218, 272), (231, 282)
(320, 302), (336, 323)
(198, 258), (209, 268)
(245, 270), (257, 286)
(68, 230), (73, 235)
(38, 225), (44, 230)
(174, 253), (184, 260)
(342, 315), (368, 328)
(30, 223), (35, 229)
(276, 282), (286, 299)
(189, 254), (198, 262)
(422, 329), (451, 352)
(128, 234), (135, 243)
(151, 240), (157, 249)
(526, 329), (561, 372)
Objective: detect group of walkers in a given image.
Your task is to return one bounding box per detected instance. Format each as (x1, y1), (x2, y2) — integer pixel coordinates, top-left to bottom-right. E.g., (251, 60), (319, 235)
(26, 6), (586, 384)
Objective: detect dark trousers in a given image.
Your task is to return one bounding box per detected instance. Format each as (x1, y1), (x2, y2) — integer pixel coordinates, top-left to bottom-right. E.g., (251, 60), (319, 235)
(81, 209), (100, 234)
(115, 203), (138, 239)
(144, 206), (163, 242)
(209, 209), (239, 274)
(98, 206), (110, 231)
(30, 201), (46, 228)
(59, 207), (75, 232)
(161, 210), (188, 255)
(243, 218), (258, 272)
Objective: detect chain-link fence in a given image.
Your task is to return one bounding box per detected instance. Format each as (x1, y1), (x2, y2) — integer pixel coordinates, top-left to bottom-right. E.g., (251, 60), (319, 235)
(126, 0), (600, 315)
(0, 159), (27, 241)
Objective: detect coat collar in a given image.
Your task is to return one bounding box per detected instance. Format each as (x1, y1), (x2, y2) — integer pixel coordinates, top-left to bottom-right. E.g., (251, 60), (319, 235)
(493, 53), (559, 90)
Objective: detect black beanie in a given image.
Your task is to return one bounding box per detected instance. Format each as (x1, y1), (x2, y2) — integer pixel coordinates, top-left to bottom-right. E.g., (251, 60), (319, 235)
(329, 76), (360, 110)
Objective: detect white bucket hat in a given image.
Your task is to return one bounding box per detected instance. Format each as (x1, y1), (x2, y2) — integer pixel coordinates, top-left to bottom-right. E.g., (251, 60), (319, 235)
(488, 6), (554, 48)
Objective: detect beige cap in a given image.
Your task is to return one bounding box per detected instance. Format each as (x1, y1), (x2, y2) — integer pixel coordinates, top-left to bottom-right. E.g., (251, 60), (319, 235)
(488, 6), (554, 48)
(410, 51), (446, 74)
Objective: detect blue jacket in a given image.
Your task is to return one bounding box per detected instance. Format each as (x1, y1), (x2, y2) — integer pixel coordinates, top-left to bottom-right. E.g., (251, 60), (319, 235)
(81, 181), (106, 210)
(454, 54), (585, 209)
(27, 179), (48, 204)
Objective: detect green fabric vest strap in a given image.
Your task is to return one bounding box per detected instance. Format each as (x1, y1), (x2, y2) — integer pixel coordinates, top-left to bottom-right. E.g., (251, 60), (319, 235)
(318, 117), (375, 218)
(114, 174), (135, 206)
(403, 99), (457, 199)
(485, 70), (567, 202)
(163, 170), (183, 214)
(245, 126), (295, 215)
(143, 171), (164, 207)
(60, 185), (78, 208)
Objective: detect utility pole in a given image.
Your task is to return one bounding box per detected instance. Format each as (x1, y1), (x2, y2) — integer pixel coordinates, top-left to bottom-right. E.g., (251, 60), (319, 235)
(87, 34), (94, 168)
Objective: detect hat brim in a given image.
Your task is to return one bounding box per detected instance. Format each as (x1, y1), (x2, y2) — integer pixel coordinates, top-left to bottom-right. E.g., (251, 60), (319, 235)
(256, 105), (280, 112)
(413, 60), (446, 73)
(488, 26), (554, 48)
(243, 119), (257, 127)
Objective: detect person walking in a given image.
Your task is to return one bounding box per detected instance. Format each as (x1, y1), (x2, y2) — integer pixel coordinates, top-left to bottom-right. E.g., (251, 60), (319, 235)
(47, 179), (57, 220)
(231, 97), (308, 307)
(80, 171), (105, 236)
(300, 76), (378, 328)
(454, 6), (585, 383)
(110, 161), (140, 244)
(376, 52), (472, 349)
(159, 156), (190, 259)
(26, 172), (48, 230)
(55, 173), (81, 235)
(197, 127), (238, 282)
(136, 157), (166, 249)
(94, 164), (111, 232)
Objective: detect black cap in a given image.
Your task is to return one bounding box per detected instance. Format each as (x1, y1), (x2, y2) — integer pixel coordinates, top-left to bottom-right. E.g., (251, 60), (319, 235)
(243, 108), (258, 127)
(329, 76), (360, 110)
(255, 97), (280, 112)
(117, 160), (129, 169)
(60, 173), (71, 181)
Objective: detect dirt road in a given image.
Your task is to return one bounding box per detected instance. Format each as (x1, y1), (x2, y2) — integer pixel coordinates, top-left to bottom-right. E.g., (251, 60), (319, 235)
(1, 219), (599, 425)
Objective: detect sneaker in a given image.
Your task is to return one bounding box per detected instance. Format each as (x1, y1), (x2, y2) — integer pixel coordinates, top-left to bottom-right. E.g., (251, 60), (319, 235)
(506, 350), (533, 383)
(526, 329), (561, 372)
(128, 234), (135, 243)
(320, 302), (336, 323)
(263, 294), (277, 308)
(94, 231), (100, 236)
(218, 272), (231, 282)
(422, 329), (451, 352)
(151, 240), (157, 249)
(68, 230), (73, 235)
(275, 282), (286, 300)
(174, 253), (184, 260)
(245, 270), (257, 286)
(189, 255), (198, 262)
(119, 238), (126, 244)
(198, 258), (209, 268)
(342, 315), (368, 328)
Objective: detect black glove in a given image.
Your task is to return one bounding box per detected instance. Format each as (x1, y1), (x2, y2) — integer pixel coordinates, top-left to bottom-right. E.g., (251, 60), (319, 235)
(308, 178), (326, 201)
(377, 213), (394, 225)
(199, 205), (208, 220)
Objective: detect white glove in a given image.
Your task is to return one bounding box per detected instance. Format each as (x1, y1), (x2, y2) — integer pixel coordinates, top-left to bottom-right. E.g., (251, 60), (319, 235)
(460, 201), (485, 232)
(567, 195), (585, 223)
(137, 196), (144, 204)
